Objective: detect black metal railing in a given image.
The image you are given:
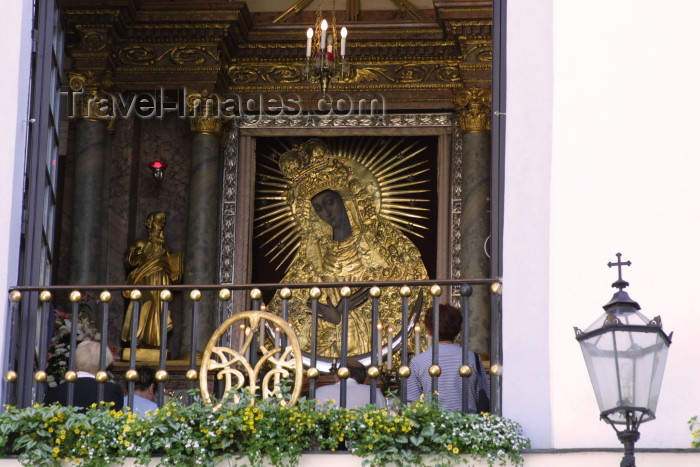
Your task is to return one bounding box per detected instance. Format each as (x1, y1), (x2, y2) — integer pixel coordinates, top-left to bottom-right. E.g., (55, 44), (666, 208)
(2, 279), (499, 413)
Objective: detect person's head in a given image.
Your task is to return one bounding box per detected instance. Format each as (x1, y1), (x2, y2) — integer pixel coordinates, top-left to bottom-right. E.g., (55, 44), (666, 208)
(424, 304), (463, 342)
(75, 340), (112, 375)
(346, 359), (368, 384)
(134, 366), (157, 399)
(311, 189), (351, 239)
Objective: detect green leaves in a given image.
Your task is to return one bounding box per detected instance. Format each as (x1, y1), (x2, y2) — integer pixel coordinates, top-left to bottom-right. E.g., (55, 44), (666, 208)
(0, 393), (529, 467)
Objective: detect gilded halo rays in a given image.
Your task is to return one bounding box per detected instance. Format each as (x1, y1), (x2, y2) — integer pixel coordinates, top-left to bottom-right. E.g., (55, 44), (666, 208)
(255, 137), (430, 271)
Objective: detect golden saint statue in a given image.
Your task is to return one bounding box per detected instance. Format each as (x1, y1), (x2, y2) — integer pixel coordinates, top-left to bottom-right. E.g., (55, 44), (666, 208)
(122, 211), (183, 355)
(263, 139), (430, 359)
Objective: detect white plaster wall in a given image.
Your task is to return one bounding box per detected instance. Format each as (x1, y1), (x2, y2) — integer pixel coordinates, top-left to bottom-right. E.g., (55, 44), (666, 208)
(505, 0), (700, 450)
(0, 0), (34, 402)
(501, 0), (554, 450)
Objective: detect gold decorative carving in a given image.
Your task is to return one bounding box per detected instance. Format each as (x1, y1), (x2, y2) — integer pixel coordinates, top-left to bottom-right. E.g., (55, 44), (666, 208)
(68, 71), (115, 122)
(227, 62), (460, 86)
(239, 39), (456, 49)
(455, 87), (491, 132)
(75, 26), (109, 52)
(189, 115), (222, 135)
(187, 90), (222, 135)
(117, 45), (218, 66)
(69, 71), (112, 92)
(228, 65), (304, 85)
(456, 40), (492, 63)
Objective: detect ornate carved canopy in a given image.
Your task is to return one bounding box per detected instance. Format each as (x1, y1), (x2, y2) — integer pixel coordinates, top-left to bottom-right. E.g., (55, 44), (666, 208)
(59, 0), (492, 112)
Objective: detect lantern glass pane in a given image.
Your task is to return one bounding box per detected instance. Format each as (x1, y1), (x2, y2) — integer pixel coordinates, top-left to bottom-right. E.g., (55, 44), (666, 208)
(579, 320), (670, 424)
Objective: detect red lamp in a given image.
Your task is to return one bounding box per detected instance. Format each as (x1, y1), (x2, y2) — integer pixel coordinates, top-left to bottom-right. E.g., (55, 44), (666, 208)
(149, 160), (167, 182)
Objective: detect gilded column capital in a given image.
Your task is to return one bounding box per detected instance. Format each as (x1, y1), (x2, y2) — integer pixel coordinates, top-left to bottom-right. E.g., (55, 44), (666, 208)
(68, 71), (113, 94)
(187, 89), (222, 135)
(68, 71), (115, 124)
(455, 87), (491, 133)
(189, 116), (222, 135)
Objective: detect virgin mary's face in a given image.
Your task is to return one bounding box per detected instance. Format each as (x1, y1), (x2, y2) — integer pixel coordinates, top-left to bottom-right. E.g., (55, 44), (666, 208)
(311, 190), (348, 230)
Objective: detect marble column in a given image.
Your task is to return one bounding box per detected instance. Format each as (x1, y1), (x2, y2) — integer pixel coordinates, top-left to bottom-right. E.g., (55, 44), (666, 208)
(98, 120), (114, 284)
(455, 87), (492, 356)
(181, 100), (222, 356)
(68, 72), (113, 285)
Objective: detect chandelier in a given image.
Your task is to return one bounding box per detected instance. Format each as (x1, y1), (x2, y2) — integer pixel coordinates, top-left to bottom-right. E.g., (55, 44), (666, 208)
(304, 1), (348, 93)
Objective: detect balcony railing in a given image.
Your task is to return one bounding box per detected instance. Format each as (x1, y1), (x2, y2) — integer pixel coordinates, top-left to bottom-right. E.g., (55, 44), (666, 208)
(2, 279), (500, 412)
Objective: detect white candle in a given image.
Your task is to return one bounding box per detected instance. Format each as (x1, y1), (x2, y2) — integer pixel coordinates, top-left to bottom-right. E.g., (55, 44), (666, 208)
(274, 326), (281, 349)
(306, 28), (313, 57)
(376, 322), (383, 366)
(320, 20), (328, 52)
(340, 27), (347, 57)
(386, 326), (394, 370)
(414, 324), (421, 355)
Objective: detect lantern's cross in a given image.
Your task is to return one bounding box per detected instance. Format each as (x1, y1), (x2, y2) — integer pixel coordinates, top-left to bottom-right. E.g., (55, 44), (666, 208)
(607, 252), (631, 290)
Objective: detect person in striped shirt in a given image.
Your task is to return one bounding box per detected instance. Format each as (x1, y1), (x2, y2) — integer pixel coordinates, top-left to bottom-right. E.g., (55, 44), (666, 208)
(406, 304), (487, 412)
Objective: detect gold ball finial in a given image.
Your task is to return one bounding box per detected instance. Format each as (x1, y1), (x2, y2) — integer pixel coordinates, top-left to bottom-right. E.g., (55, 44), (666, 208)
(428, 364), (442, 377)
(190, 289), (202, 301)
(400, 286), (411, 297)
(160, 289), (172, 301)
(337, 366), (350, 379)
(459, 365), (473, 377)
(186, 369), (198, 381)
(155, 370), (169, 382)
(69, 290), (82, 302)
(306, 367), (320, 379)
(99, 290), (112, 302)
(39, 290), (52, 302)
(280, 288), (292, 299)
(367, 366), (380, 379)
(95, 371), (109, 383)
(490, 364), (502, 376)
(5, 370), (18, 382)
(125, 369), (139, 381)
(34, 370), (48, 383)
(309, 287), (321, 299)
(9, 290), (21, 302)
(398, 366), (411, 378)
(129, 289), (141, 301)
(64, 371), (78, 382)
(340, 286), (351, 298)
(218, 288), (231, 301)
(369, 286), (381, 298)
(490, 282), (502, 295)
(249, 288), (262, 300)
(429, 285), (442, 297)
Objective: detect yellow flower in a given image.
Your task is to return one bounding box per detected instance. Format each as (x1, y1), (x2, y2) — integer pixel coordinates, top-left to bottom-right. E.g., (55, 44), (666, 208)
(452, 447), (459, 454)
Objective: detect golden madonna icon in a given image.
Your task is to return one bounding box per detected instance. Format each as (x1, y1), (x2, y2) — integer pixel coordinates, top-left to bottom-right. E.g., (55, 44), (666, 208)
(257, 138), (431, 361)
